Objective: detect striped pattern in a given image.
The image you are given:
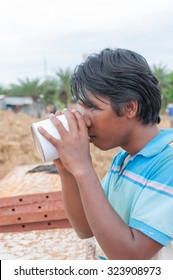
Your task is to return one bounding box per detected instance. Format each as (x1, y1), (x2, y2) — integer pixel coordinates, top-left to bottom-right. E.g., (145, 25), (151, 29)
(101, 129), (173, 249)
(111, 167), (173, 197)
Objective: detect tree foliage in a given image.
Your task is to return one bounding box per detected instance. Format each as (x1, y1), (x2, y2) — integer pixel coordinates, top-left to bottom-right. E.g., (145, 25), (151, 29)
(2, 68), (72, 110)
(7, 78), (42, 101)
(55, 67), (72, 108)
(164, 72), (173, 102)
(152, 64), (173, 111)
(39, 79), (58, 105)
(2, 63), (173, 114)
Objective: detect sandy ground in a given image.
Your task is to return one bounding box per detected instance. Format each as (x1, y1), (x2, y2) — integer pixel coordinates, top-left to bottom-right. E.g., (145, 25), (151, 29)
(0, 110), (170, 181)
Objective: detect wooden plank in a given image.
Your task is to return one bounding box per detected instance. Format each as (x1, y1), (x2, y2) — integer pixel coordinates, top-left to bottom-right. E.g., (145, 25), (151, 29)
(0, 200), (67, 226)
(0, 219), (72, 233)
(0, 191), (72, 233)
(0, 191), (62, 208)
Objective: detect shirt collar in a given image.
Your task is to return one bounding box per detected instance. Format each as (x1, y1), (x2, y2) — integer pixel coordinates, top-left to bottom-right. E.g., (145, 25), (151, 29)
(137, 129), (173, 158)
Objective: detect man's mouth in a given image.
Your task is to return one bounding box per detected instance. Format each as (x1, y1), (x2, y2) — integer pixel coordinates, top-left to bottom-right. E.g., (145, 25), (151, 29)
(89, 136), (96, 143)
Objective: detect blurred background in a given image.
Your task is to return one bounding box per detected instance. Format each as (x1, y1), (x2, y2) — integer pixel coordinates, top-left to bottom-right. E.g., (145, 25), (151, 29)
(0, 0), (173, 260)
(0, 0), (173, 180)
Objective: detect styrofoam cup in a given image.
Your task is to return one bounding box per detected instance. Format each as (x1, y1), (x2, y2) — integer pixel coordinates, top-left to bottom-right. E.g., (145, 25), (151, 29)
(31, 115), (69, 162)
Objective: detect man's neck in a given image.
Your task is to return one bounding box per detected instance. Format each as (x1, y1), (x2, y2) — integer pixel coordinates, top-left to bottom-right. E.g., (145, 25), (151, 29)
(122, 124), (160, 156)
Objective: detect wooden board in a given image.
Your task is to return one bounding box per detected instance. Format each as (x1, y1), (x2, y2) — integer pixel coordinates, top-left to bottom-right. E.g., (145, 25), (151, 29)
(0, 191), (71, 232)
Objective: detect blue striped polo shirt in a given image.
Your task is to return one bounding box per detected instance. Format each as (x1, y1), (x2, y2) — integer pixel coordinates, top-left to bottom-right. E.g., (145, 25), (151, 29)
(101, 129), (173, 246)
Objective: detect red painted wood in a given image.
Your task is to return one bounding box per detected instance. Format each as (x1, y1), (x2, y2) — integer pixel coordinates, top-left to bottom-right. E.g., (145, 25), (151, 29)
(0, 191), (72, 232)
(0, 191), (62, 207)
(0, 204), (67, 225)
(0, 219), (72, 233)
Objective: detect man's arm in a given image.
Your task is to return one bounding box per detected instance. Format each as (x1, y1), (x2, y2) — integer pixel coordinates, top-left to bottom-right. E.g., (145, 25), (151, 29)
(74, 166), (163, 259)
(55, 162), (93, 238)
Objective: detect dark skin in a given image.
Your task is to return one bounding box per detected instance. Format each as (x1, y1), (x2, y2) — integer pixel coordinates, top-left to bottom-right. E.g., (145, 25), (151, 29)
(38, 94), (163, 259)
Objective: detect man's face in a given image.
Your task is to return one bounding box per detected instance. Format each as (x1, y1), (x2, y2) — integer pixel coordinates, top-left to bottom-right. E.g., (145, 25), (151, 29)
(77, 93), (132, 151)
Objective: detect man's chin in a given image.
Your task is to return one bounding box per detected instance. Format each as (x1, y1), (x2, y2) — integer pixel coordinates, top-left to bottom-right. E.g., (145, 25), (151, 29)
(90, 141), (109, 151)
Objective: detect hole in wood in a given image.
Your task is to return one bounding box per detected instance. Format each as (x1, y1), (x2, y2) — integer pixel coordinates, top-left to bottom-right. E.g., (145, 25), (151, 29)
(44, 215), (48, 218)
(18, 217), (21, 220)
(12, 208), (15, 211)
(22, 225), (25, 228)
(38, 206), (42, 209)
(46, 195), (49, 199)
(48, 222), (51, 226)
(19, 198), (23, 202)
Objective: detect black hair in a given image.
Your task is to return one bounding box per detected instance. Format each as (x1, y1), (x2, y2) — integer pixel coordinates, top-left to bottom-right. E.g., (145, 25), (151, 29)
(70, 48), (161, 125)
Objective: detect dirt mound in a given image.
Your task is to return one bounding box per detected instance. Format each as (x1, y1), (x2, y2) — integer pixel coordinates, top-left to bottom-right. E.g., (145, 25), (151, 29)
(0, 110), (42, 179)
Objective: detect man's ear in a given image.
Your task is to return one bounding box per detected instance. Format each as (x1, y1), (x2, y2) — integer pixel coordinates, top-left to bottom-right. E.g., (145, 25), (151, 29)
(125, 100), (138, 119)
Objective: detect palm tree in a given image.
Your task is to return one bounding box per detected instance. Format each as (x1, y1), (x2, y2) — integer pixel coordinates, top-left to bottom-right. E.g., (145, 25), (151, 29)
(55, 68), (72, 108)
(16, 78), (42, 101)
(39, 79), (58, 105)
(0, 85), (7, 96)
(152, 63), (170, 111)
(164, 72), (173, 102)
(7, 78), (43, 117)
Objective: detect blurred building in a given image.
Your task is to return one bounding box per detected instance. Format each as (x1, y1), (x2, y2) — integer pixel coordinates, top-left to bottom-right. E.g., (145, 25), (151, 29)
(0, 95), (43, 117)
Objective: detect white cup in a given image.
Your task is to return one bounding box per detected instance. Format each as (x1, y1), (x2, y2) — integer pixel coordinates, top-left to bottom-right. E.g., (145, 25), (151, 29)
(31, 115), (69, 162)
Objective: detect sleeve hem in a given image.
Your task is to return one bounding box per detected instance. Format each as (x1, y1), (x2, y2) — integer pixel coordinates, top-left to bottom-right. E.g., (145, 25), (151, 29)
(129, 218), (172, 246)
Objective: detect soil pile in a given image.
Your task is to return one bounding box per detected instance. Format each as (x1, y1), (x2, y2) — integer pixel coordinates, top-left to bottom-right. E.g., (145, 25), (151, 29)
(0, 110), (42, 179)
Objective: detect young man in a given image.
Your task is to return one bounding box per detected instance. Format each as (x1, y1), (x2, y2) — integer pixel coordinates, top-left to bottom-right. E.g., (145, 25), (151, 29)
(38, 48), (173, 259)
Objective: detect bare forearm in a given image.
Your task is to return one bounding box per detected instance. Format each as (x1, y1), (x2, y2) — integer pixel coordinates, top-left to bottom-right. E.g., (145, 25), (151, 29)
(59, 170), (93, 238)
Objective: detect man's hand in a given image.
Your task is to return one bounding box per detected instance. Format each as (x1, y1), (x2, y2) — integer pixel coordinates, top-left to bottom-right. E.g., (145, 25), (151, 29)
(38, 110), (93, 176)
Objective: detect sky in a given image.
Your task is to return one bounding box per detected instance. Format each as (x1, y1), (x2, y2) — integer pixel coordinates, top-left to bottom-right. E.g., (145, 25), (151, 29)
(0, 0), (173, 87)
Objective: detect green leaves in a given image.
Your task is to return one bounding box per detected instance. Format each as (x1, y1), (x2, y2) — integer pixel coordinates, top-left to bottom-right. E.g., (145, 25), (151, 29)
(152, 64), (173, 111)
(1, 67), (72, 109)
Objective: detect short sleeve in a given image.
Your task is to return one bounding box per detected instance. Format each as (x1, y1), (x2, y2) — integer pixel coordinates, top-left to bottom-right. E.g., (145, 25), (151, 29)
(129, 159), (173, 246)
